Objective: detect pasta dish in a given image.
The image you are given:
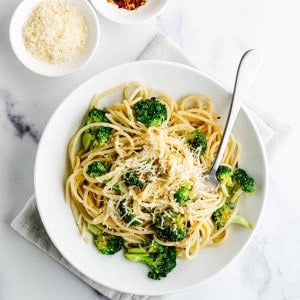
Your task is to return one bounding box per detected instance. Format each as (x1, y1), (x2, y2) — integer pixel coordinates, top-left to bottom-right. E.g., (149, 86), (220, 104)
(65, 82), (255, 279)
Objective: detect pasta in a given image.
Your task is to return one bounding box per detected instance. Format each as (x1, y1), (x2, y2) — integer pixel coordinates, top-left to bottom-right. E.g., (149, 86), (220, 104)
(65, 82), (243, 261)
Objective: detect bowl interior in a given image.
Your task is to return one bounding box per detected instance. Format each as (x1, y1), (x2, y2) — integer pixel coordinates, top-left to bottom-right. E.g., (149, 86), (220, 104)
(34, 61), (267, 295)
(9, 0), (100, 77)
(90, 0), (169, 24)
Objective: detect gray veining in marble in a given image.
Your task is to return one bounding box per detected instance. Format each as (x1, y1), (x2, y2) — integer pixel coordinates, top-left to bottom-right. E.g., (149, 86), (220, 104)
(0, 89), (40, 143)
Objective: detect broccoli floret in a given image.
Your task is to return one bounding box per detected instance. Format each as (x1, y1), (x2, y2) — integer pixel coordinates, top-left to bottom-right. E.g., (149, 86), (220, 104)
(123, 171), (150, 188)
(112, 183), (121, 192)
(232, 168), (255, 194)
(216, 165), (234, 197)
(126, 239), (165, 254)
(174, 182), (192, 203)
(212, 203), (254, 230)
(125, 240), (177, 280)
(94, 234), (123, 255)
(154, 209), (186, 242)
(118, 199), (141, 226)
(133, 98), (167, 127)
(231, 168), (255, 202)
(103, 178), (121, 193)
(82, 108), (112, 150)
(212, 202), (233, 229)
(87, 223), (123, 255)
(87, 161), (111, 178)
(185, 129), (207, 156)
(216, 165), (233, 183)
(216, 166), (255, 201)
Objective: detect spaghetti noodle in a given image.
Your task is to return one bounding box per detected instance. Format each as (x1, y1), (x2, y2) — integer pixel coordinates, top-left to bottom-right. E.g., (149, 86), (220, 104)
(65, 82), (242, 260)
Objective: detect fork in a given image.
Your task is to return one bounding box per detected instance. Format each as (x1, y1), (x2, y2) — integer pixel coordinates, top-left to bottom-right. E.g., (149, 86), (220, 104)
(206, 49), (263, 189)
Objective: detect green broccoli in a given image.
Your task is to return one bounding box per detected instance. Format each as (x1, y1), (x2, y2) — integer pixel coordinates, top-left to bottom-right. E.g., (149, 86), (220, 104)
(212, 167), (255, 230)
(174, 182), (192, 203)
(125, 240), (177, 280)
(215, 166), (255, 202)
(112, 183), (121, 192)
(126, 238), (164, 254)
(154, 209), (186, 242)
(123, 171), (151, 188)
(133, 98), (167, 127)
(87, 223), (123, 255)
(212, 203), (253, 230)
(118, 199), (141, 226)
(216, 165), (234, 197)
(127, 237), (165, 254)
(184, 129), (207, 156)
(212, 202), (233, 229)
(231, 168), (255, 202)
(82, 108), (112, 150)
(103, 178), (121, 193)
(87, 161), (111, 178)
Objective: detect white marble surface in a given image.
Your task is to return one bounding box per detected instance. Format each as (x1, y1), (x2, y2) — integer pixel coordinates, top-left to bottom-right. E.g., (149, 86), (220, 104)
(1, 0), (300, 299)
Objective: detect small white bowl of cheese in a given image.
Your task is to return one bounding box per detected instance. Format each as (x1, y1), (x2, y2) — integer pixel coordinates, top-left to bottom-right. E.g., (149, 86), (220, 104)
(9, 0), (100, 77)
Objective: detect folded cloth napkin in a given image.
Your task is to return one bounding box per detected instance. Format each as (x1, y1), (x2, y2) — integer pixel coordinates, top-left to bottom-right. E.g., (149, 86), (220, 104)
(11, 34), (290, 300)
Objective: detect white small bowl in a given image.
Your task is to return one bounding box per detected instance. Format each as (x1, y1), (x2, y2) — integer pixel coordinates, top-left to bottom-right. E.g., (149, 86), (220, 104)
(9, 0), (100, 77)
(90, 0), (169, 24)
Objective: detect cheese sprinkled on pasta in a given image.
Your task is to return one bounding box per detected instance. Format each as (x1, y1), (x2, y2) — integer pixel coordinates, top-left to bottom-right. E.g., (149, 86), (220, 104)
(66, 82), (241, 259)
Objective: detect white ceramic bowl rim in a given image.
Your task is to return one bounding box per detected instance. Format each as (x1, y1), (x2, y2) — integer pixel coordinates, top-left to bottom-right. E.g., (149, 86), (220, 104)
(34, 60), (268, 295)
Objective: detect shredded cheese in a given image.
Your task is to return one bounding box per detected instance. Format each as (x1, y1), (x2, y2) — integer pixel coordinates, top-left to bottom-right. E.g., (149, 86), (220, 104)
(97, 126), (209, 208)
(66, 82), (241, 260)
(23, 0), (89, 64)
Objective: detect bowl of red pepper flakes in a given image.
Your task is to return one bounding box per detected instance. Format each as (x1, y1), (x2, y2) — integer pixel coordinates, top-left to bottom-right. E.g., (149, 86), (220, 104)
(90, 0), (169, 24)
(108, 0), (147, 11)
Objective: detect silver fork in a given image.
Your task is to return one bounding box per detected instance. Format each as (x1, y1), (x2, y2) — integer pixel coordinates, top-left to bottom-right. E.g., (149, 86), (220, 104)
(206, 49), (263, 189)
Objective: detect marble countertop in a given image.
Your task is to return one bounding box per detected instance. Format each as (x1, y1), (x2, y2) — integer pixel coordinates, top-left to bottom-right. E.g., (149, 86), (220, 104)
(1, 0), (300, 299)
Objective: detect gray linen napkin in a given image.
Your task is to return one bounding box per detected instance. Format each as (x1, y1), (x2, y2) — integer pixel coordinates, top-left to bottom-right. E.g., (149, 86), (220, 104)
(11, 34), (290, 300)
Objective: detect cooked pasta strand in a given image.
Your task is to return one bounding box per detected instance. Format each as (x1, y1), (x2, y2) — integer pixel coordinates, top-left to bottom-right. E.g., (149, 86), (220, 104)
(65, 82), (241, 259)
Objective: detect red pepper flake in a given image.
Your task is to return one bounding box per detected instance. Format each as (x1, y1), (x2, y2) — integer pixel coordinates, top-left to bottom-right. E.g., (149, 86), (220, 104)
(107, 0), (147, 10)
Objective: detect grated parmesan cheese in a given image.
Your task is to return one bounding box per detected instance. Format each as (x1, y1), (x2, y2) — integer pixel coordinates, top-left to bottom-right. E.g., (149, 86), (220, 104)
(23, 0), (89, 64)
(97, 126), (210, 210)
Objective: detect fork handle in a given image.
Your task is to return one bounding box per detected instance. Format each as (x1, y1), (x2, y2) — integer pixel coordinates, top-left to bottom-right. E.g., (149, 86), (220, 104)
(209, 49), (263, 174)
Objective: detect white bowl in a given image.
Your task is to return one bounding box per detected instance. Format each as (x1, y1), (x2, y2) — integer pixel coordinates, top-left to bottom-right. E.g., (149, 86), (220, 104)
(9, 0), (100, 77)
(90, 0), (169, 24)
(34, 60), (267, 295)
